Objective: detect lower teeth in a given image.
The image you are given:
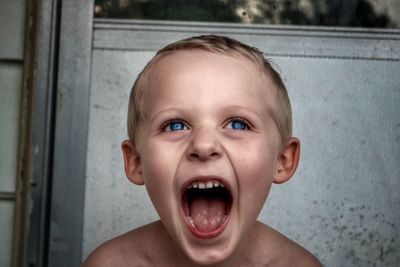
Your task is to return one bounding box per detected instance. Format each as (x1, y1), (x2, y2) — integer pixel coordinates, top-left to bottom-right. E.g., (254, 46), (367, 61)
(187, 216), (196, 228)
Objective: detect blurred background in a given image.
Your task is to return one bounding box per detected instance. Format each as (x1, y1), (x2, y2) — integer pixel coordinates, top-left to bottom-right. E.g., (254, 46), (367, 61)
(94, 0), (400, 28)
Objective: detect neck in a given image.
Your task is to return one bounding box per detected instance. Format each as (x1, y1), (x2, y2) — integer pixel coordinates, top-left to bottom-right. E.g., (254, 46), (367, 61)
(153, 221), (267, 267)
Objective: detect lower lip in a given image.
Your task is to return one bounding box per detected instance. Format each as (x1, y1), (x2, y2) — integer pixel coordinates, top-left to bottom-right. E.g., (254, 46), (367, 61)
(184, 215), (230, 239)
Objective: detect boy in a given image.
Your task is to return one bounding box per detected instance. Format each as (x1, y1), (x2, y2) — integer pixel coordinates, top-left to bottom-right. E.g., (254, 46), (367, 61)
(83, 35), (321, 266)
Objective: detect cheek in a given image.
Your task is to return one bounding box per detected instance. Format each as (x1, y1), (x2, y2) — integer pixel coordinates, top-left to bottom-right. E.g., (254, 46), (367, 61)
(141, 140), (173, 182)
(140, 144), (174, 201)
(238, 140), (278, 182)
(241, 158), (274, 204)
(139, 141), (183, 215)
(142, 160), (177, 223)
(234, 140), (278, 211)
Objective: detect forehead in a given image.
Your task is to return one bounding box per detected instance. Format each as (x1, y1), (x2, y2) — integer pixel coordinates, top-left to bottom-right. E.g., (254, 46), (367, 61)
(141, 50), (277, 102)
(150, 49), (262, 77)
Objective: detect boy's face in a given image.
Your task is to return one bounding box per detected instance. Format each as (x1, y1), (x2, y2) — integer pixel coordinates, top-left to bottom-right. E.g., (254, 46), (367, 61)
(123, 50), (298, 265)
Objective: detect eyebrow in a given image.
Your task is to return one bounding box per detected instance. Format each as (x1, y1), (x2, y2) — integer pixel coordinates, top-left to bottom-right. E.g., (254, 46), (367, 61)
(149, 105), (265, 124)
(149, 107), (187, 124)
(220, 105), (264, 120)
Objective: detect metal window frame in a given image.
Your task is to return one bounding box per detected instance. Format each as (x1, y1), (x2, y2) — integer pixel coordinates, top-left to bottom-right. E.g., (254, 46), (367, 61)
(27, 0), (94, 266)
(47, 0), (93, 266)
(26, 0), (61, 266)
(93, 19), (400, 60)
(11, 0), (37, 265)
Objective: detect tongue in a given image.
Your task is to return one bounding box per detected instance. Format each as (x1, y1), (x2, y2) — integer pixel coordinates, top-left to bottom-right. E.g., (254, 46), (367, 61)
(190, 196), (226, 232)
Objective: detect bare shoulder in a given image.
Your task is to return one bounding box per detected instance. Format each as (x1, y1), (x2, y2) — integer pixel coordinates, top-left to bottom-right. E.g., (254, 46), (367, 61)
(280, 241), (323, 267)
(255, 222), (323, 267)
(81, 221), (164, 267)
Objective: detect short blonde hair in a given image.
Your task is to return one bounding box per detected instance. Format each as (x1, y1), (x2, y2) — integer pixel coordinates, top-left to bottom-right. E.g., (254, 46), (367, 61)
(127, 35), (292, 143)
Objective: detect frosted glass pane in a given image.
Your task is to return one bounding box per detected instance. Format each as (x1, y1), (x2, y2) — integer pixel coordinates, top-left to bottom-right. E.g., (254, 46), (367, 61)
(83, 50), (158, 258)
(262, 57), (400, 267)
(0, 0), (26, 59)
(0, 63), (22, 192)
(0, 201), (14, 267)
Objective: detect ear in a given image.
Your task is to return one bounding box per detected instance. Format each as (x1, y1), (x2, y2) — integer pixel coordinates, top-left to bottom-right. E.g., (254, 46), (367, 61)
(121, 139), (144, 185)
(273, 137), (300, 184)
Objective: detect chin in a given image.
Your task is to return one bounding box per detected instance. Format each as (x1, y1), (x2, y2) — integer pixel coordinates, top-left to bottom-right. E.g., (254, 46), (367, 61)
(183, 245), (235, 266)
(175, 223), (241, 266)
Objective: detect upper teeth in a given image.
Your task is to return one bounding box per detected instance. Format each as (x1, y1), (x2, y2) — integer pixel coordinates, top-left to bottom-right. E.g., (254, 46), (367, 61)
(187, 180), (225, 189)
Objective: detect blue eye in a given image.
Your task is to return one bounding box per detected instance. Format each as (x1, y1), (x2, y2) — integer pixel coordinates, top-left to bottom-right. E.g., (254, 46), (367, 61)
(226, 119), (249, 130)
(164, 121), (188, 132)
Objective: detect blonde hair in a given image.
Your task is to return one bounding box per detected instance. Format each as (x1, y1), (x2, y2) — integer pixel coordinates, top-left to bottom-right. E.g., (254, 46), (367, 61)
(127, 35), (292, 143)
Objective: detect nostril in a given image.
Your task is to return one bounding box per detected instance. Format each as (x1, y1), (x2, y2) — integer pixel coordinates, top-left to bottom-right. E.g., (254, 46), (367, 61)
(210, 151), (220, 158)
(189, 153), (200, 160)
(188, 149), (221, 161)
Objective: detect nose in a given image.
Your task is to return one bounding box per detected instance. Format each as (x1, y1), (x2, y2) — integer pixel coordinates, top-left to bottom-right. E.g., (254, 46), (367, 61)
(187, 126), (222, 161)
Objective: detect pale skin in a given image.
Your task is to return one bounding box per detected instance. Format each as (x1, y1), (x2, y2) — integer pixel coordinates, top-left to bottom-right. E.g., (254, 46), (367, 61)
(82, 50), (322, 266)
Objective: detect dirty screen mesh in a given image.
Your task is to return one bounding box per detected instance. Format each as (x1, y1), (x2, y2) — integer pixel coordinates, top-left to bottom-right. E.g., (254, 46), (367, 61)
(263, 57), (399, 266)
(83, 48), (400, 266)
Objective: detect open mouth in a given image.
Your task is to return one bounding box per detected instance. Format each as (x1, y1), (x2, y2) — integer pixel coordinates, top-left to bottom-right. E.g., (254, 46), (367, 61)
(182, 179), (233, 238)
